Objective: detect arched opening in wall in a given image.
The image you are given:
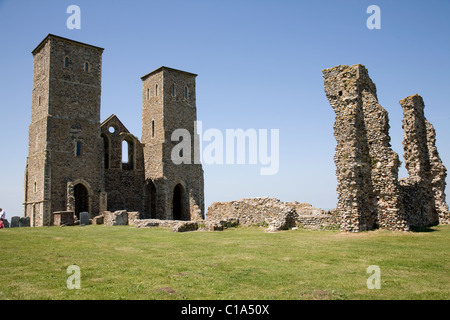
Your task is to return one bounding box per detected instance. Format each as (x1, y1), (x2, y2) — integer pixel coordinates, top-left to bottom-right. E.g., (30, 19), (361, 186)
(102, 134), (110, 169)
(122, 138), (134, 170)
(146, 180), (157, 219)
(172, 184), (188, 220)
(74, 183), (89, 220)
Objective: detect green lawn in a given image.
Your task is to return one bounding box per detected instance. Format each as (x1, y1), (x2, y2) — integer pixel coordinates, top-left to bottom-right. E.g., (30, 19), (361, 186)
(0, 224), (449, 300)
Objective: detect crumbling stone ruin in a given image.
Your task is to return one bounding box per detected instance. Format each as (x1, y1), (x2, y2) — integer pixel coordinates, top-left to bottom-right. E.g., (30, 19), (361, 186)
(206, 197), (339, 232)
(23, 34), (204, 226)
(19, 34), (449, 233)
(399, 95), (450, 225)
(323, 64), (449, 231)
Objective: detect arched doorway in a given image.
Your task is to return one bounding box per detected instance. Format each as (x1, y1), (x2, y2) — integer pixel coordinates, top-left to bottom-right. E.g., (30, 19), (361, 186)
(146, 180), (157, 219)
(172, 184), (188, 220)
(74, 183), (89, 220)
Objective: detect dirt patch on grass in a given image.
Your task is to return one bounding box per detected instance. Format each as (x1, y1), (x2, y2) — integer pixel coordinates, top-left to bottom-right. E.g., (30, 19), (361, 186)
(156, 287), (177, 294)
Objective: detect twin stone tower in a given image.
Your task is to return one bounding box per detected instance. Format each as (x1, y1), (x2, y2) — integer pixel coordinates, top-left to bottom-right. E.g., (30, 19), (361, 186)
(23, 34), (449, 232)
(23, 34), (204, 226)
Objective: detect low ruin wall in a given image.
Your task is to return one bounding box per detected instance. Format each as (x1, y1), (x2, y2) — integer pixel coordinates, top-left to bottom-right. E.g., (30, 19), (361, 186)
(206, 197), (339, 231)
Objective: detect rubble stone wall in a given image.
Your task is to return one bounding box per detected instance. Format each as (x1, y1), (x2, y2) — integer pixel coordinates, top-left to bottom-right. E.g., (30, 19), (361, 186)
(206, 197), (338, 231)
(323, 64), (449, 231)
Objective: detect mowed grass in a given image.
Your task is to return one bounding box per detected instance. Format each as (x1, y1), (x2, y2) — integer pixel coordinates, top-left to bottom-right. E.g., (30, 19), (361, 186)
(0, 224), (449, 300)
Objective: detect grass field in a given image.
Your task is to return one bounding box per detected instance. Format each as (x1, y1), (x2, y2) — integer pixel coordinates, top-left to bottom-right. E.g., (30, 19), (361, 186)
(0, 224), (449, 300)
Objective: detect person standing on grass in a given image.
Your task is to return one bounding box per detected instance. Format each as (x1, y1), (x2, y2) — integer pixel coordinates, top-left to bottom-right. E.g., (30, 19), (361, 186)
(0, 208), (5, 221)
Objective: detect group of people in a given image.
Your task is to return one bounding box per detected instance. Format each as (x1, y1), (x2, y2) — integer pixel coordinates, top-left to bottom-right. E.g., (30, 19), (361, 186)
(0, 208), (6, 229)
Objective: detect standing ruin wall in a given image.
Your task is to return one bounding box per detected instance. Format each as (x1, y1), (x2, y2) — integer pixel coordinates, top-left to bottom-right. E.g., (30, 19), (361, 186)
(399, 94), (449, 226)
(323, 64), (449, 231)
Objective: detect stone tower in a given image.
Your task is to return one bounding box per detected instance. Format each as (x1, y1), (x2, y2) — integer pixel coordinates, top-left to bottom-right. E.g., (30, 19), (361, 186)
(23, 34), (106, 226)
(141, 67), (204, 221)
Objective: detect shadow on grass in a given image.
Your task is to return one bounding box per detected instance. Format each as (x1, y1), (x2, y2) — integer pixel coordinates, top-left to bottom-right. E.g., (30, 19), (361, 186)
(409, 226), (439, 233)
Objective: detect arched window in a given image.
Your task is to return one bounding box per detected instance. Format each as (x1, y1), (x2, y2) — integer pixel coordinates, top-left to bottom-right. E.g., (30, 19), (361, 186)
(122, 138), (134, 170)
(147, 180), (157, 219)
(84, 62), (89, 72)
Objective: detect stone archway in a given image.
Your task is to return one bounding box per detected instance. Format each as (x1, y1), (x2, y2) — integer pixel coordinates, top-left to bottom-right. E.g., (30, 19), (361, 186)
(172, 183), (188, 221)
(74, 183), (89, 220)
(146, 180), (157, 219)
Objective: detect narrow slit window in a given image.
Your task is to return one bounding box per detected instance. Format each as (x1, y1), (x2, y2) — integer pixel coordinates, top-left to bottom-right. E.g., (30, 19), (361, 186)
(76, 141), (82, 157)
(184, 86), (188, 99)
(155, 84), (158, 96)
(38, 96), (42, 106)
(146, 88), (150, 100)
(84, 62), (89, 72)
(64, 57), (69, 68)
(151, 120), (155, 138)
(172, 84), (176, 97)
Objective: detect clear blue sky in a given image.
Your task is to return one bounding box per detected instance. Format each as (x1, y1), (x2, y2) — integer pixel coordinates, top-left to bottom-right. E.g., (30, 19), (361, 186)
(1, 0), (449, 222)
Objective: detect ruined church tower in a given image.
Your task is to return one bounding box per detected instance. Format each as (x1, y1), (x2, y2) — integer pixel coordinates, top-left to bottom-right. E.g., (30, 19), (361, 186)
(141, 67), (205, 220)
(23, 35), (106, 226)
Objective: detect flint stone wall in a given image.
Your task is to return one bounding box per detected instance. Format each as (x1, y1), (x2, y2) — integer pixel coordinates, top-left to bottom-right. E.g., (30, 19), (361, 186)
(206, 197), (296, 227)
(399, 94), (440, 227)
(207, 197), (337, 231)
(297, 215), (340, 230)
(206, 197), (289, 226)
(104, 210), (128, 226)
(133, 218), (237, 232)
(323, 64), (449, 231)
(323, 64), (407, 232)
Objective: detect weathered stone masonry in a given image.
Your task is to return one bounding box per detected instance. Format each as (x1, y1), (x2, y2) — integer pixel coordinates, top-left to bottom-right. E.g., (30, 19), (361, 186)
(399, 94), (449, 225)
(323, 64), (449, 231)
(23, 34), (205, 226)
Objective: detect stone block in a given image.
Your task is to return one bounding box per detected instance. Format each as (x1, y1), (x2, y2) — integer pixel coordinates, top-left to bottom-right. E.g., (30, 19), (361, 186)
(10, 216), (20, 228)
(171, 221), (199, 232)
(19, 217), (30, 227)
(53, 211), (75, 226)
(104, 210), (128, 226)
(127, 212), (140, 226)
(80, 212), (90, 225)
(92, 215), (104, 225)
